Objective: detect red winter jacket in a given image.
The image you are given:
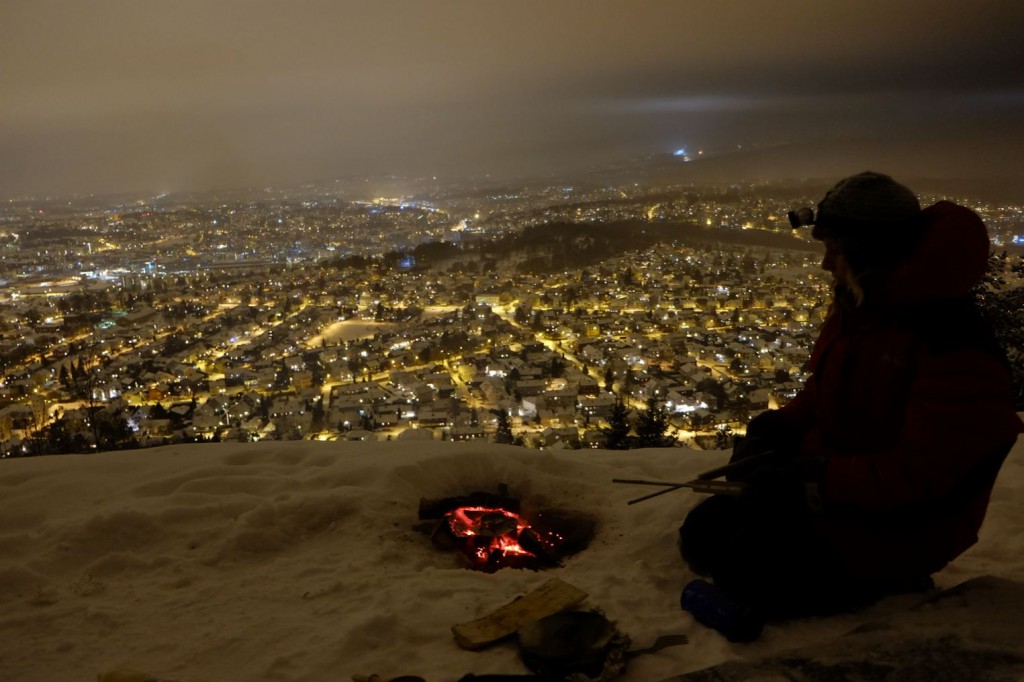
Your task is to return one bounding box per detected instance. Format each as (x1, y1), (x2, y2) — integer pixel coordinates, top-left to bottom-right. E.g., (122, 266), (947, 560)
(769, 202), (1023, 580)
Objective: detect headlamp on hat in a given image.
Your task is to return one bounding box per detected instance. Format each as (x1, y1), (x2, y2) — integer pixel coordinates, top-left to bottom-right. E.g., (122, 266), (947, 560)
(788, 171), (922, 241)
(787, 207), (816, 229)
(788, 172), (926, 274)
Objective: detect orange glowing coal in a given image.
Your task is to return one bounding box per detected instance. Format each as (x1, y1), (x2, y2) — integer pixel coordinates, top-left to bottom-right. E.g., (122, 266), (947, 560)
(445, 506), (562, 565)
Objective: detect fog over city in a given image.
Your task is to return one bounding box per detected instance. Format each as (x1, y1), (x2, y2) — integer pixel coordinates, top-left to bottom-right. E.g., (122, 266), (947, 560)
(3, 1), (1024, 199)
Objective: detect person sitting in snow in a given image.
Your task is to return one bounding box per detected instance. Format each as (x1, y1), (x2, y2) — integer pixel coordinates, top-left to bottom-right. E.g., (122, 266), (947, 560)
(678, 171), (1024, 641)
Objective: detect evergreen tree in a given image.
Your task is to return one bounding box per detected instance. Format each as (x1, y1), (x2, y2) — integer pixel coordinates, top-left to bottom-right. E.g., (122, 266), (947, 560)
(45, 416), (87, 454)
(494, 409), (514, 445)
(634, 396), (674, 448)
(513, 306), (529, 326)
(715, 424), (735, 450)
(274, 360), (291, 391)
(311, 397), (325, 433)
(95, 411), (134, 451)
(603, 395), (632, 450)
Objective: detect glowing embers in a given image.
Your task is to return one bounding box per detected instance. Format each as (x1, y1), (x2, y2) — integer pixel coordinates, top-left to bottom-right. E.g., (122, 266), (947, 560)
(446, 505), (558, 564)
(418, 486), (595, 572)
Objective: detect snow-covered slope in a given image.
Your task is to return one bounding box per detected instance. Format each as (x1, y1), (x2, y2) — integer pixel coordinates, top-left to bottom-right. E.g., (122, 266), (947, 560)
(1, 436), (1022, 682)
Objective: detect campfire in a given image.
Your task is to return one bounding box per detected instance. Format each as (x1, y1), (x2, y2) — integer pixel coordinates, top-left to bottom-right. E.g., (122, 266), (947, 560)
(417, 485), (595, 572)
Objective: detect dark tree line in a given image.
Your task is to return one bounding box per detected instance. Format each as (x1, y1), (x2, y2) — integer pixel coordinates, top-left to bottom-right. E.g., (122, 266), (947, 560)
(602, 395), (676, 450)
(976, 252), (1024, 409)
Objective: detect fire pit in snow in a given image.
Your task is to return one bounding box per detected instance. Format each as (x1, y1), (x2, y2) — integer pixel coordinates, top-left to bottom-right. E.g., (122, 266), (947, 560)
(417, 484), (596, 572)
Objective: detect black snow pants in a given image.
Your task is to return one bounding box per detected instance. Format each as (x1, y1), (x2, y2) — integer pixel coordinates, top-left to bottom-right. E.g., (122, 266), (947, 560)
(678, 493), (902, 620)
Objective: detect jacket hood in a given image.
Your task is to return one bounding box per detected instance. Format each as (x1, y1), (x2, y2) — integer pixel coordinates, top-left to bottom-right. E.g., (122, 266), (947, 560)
(882, 201), (990, 307)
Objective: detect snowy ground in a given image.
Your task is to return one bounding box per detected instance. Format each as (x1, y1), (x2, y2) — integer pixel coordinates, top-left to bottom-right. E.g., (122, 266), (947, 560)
(1, 434), (1022, 682)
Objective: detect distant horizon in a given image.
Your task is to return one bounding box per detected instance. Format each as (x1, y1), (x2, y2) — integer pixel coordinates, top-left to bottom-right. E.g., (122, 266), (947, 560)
(5, 150), (1023, 208)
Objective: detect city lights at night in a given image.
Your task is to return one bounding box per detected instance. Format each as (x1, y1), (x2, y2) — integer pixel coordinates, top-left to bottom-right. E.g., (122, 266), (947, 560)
(1, 3), (1023, 681)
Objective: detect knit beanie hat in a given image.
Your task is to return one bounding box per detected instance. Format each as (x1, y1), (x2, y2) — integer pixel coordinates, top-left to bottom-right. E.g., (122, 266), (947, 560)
(810, 171), (925, 275)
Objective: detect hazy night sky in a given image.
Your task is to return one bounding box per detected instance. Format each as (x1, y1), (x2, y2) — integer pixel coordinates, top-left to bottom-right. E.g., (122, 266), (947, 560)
(3, 1), (1023, 199)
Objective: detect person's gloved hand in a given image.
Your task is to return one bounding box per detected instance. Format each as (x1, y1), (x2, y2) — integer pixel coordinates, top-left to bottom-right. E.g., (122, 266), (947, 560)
(723, 411), (825, 511)
(726, 445), (793, 485)
(738, 451), (826, 513)
(728, 430), (793, 481)
(744, 410), (803, 451)
(729, 435), (773, 464)
(744, 409), (788, 441)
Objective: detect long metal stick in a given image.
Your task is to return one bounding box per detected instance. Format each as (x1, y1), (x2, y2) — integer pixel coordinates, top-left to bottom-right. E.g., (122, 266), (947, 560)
(613, 478), (746, 503)
(613, 478), (693, 487)
(612, 449), (776, 504)
(623, 483), (688, 504)
(693, 449), (777, 480)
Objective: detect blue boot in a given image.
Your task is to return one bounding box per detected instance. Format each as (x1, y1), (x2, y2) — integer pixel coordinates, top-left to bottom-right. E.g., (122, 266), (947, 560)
(681, 579), (764, 643)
